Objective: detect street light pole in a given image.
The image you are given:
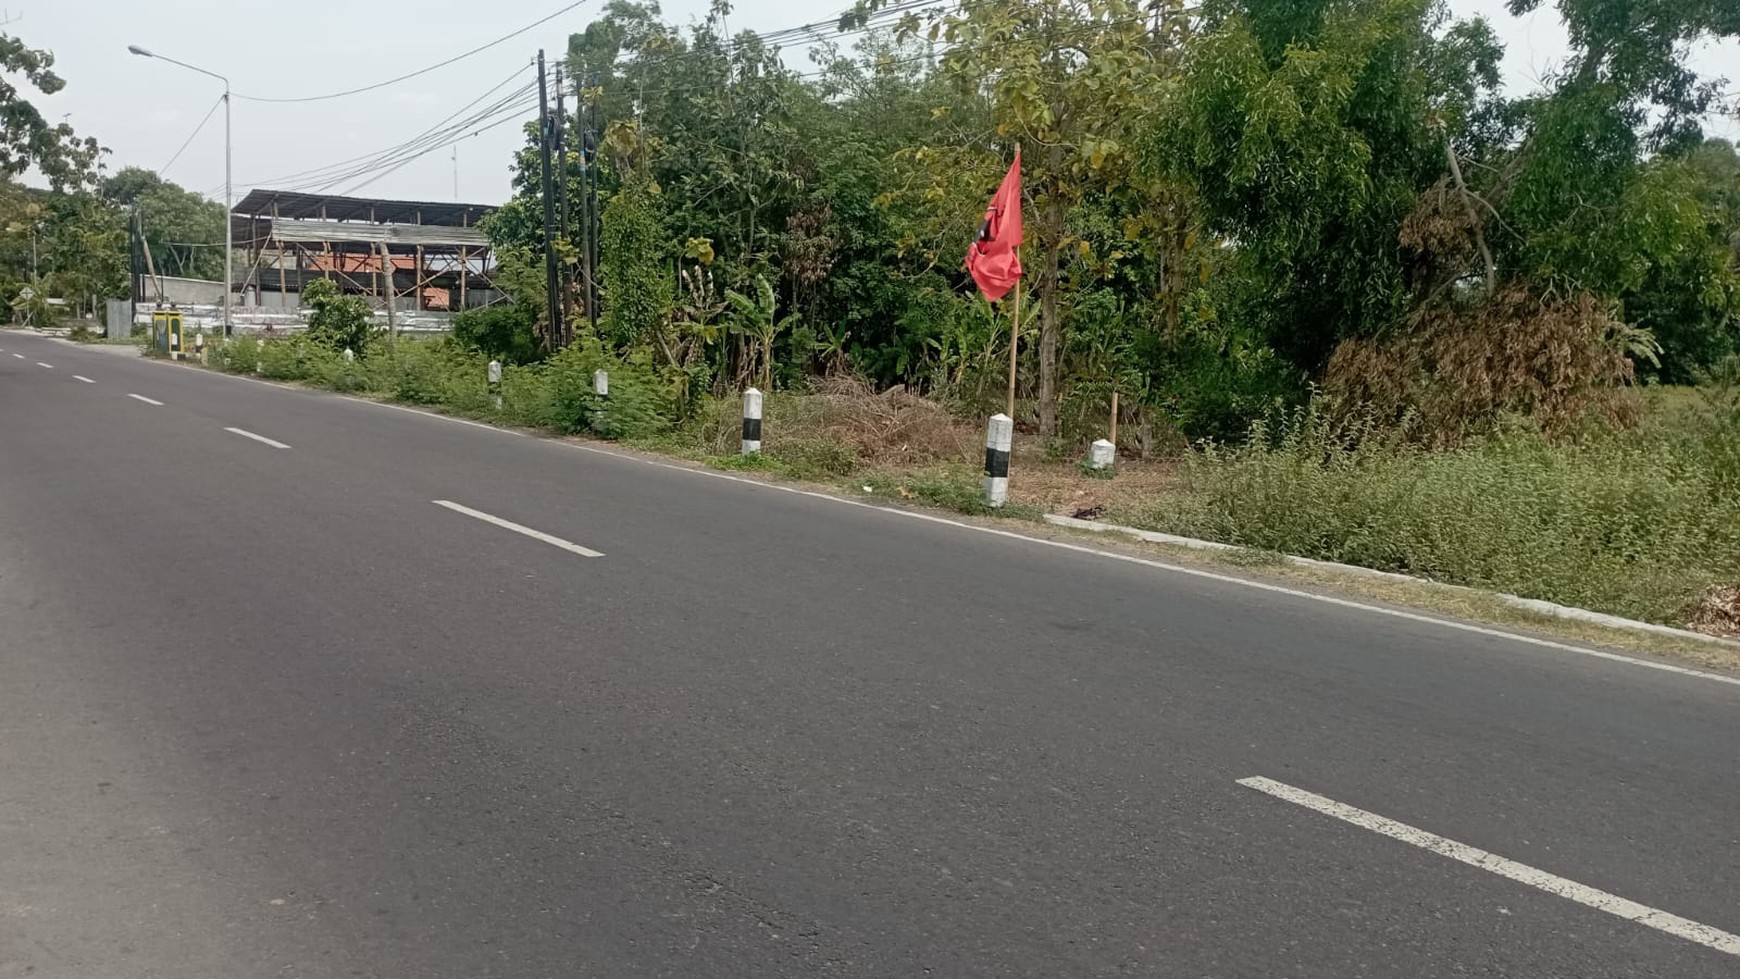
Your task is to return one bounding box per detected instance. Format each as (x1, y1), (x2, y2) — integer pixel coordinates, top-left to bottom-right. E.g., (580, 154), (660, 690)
(128, 44), (232, 336)
(223, 84), (231, 336)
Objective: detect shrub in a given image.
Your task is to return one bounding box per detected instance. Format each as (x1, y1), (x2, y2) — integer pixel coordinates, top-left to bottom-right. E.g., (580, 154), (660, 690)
(210, 335), (261, 373)
(363, 339), (493, 411)
(257, 336), (323, 380)
(768, 437), (860, 478)
(452, 304), (540, 365)
(302, 279), (378, 353)
(1134, 400), (1740, 624)
(861, 466), (1041, 519)
(525, 341), (674, 440)
(1323, 286), (1645, 444)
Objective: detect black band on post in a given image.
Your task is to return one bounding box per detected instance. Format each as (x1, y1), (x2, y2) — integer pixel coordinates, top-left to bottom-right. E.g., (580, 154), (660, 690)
(984, 447), (1010, 478)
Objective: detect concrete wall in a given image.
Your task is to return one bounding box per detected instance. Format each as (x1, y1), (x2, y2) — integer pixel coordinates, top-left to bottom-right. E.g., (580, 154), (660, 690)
(105, 299), (132, 339)
(151, 276), (228, 306)
(144, 275), (501, 317)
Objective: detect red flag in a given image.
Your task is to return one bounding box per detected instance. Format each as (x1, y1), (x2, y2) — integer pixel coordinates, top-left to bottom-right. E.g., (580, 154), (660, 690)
(966, 150), (1023, 302)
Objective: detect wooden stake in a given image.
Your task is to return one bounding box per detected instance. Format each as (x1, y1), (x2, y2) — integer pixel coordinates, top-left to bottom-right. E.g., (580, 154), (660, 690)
(379, 241), (396, 338)
(1109, 389), (1119, 447)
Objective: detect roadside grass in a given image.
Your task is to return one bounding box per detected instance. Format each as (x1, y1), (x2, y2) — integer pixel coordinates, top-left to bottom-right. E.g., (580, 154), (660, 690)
(190, 333), (1740, 640)
(1102, 532), (1740, 673)
(1118, 398), (1740, 628)
(858, 465), (1044, 520)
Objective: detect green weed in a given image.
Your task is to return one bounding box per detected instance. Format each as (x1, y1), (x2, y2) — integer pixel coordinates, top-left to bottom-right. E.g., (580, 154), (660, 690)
(1133, 400), (1740, 624)
(860, 467), (1042, 520)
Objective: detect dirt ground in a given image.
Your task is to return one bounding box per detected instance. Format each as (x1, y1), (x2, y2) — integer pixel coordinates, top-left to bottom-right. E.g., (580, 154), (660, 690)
(1001, 440), (1182, 519)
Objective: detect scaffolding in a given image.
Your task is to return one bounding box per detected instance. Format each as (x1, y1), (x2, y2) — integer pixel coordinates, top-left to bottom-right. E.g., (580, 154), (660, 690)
(229, 189), (499, 317)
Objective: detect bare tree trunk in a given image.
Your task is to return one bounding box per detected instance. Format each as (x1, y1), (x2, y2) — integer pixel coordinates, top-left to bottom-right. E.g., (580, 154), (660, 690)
(1443, 134), (1495, 294)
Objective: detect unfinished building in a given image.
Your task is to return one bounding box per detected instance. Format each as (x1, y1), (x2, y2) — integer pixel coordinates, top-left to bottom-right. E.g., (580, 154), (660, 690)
(228, 189), (501, 325)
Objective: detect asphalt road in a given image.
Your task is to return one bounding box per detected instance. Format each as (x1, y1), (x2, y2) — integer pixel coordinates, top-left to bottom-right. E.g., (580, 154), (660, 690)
(1, 329), (1736, 978)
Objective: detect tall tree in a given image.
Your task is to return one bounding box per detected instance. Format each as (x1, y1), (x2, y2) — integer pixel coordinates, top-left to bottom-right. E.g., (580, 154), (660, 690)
(101, 167), (227, 281)
(0, 32), (104, 190)
(885, 0), (1189, 433)
(1154, 0), (1506, 373)
(1621, 139), (1740, 381)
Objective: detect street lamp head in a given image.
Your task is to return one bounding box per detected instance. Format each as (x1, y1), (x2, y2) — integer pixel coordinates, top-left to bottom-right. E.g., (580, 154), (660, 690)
(127, 45), (154, 58)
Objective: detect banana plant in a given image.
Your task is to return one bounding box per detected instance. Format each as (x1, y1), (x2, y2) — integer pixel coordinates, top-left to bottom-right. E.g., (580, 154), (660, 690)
(724, 274), (800, 391)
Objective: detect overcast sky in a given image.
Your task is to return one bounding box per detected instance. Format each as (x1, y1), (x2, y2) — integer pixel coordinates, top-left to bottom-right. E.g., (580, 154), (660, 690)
(20, 0), (1740, 212)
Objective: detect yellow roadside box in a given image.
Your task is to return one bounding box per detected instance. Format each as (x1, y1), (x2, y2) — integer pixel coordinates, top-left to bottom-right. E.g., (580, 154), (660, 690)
(151, 308), (184, 360)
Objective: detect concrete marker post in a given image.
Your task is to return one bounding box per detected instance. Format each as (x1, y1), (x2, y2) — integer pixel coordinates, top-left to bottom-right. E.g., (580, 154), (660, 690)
(742, 387), (763, 455)
(591, 369), (609, 432)
(488, 359), (502, 411)
(984, 412), (1012, 507)
(1089, 438), (1115, 470)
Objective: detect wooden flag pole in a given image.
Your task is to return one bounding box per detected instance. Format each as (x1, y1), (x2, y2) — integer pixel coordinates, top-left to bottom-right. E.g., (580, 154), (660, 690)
(1007, 268), (1020, 420)
(1004, 141), (1022, 422)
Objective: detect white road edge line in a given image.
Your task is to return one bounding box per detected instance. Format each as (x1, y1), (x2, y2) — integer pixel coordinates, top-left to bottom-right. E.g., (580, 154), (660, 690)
(35, 362), (52, 369)
(553, 441), (1740, 689)
(10, 353), (22, 359)
(431, 500), (603, 558)
(127, 393), (164, 406)
(109, 357), (1735, 689)
(224, 426), (290, 449)
(340, 396), (527, 436)
(1237, 776), (1740, 957)
(72, 375), (94, 384)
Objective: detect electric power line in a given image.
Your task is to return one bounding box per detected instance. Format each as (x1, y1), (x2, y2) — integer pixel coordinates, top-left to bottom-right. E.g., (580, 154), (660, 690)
(603, 0), (949, 81)
(330, 100), (538, 196)
(613, 11), (1153, 104)
(239, 63), (535, 189)
(216, 0), (1028, 202)
(302, 85), (540, 193)
(217, 2), (939, 198)
(158, 94), (225, 177)
(231, 0), (597, 103)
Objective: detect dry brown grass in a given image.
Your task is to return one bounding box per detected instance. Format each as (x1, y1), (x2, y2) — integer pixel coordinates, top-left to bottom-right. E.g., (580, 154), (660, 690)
(1324, 285), (1642, 443)
(1002, 443), (1180, 517)
(799, 376), (981, 466)
(670, 377), (983, 468)
(1686, 585), (1740, 639)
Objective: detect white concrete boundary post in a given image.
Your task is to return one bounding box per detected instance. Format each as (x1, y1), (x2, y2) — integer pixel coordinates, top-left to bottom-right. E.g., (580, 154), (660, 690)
(1089, 438), (1115, 470)
(984, 413), (1012, 507)
(593, 369), (609, 397)
(488, 359), (502, 410)
(742, 387), (763, 455)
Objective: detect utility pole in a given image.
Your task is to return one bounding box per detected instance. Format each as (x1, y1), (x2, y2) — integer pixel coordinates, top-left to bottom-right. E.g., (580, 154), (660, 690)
(536, 50), (563, 350)
(127, 45), (232, 336)
(584, 72), (601, 328)
(555, 66), (572, 345)
(223, 84), (232, 336)
(574, 72), (592, 332)
(129, 208), (142, 326)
